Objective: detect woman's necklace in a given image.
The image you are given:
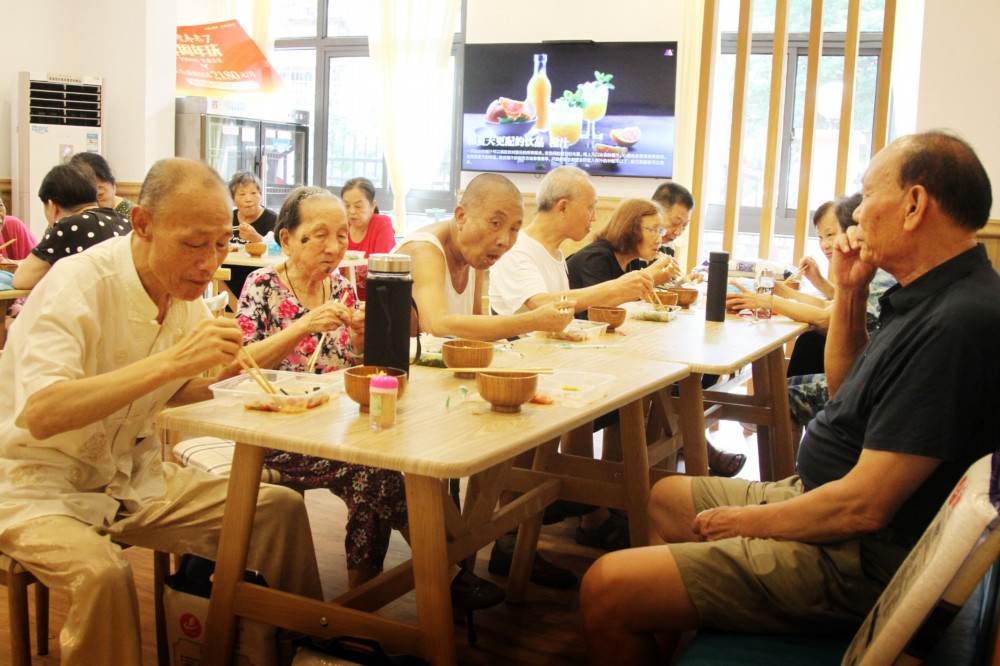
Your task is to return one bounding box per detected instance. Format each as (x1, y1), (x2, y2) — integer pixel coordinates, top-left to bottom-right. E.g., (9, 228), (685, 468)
(283, 264), (328, 307)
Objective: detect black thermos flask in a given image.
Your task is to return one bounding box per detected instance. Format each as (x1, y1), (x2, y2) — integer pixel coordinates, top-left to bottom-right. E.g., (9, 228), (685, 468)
(364, 254), (413, 373)
(705, 251), (729, 322)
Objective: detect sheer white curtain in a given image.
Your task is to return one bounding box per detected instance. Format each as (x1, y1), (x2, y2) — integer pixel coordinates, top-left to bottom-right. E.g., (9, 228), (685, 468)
(368, 0), (461, 229)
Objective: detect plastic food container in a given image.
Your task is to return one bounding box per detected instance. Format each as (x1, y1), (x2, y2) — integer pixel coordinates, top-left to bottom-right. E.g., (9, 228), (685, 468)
(343, 250), (366, 262)
(534, 320), (609, 342)
(535, 371), (617, 408)
(210, 370), (341, 413)
(630, 304), (681, 323)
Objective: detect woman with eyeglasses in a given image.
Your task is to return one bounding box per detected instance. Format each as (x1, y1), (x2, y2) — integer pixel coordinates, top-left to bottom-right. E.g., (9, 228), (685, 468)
(568, 197), (747, 478)
(567, 198), (678, 294)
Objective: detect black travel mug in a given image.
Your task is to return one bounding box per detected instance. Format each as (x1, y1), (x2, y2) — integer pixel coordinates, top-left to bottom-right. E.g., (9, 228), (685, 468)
(364, 254), (413, 373)
(705, 251), (729, 322)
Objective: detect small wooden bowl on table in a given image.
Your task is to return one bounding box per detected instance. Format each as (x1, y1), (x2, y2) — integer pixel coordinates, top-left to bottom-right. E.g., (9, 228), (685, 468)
(442, 339), (495, 378)
(587, 306), (627, 332)
(476, 371), (538, 414)
(344, 366), (408, 413)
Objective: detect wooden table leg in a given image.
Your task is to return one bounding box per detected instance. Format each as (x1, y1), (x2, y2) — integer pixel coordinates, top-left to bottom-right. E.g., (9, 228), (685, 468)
(405, 474), (457, 666)
(677, 374), (709, 476)
(619, 398), (652, 546)
(202, 442), (265, 666)
(765, 347), (797, 479)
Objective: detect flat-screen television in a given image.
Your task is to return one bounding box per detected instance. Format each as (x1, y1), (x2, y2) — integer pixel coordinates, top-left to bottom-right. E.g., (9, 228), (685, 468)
(462, 41), (678, 179)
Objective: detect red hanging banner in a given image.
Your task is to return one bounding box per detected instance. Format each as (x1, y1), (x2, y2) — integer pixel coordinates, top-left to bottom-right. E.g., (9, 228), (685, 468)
(176, 20), (284, 98)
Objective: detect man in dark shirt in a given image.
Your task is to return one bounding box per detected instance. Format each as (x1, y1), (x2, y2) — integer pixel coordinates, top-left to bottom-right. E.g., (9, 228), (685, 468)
(579, 130), (1000, 663)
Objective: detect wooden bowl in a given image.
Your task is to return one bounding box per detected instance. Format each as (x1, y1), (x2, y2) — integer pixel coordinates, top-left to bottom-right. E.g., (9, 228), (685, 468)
(344, 366), (408, 413)
(649, 291), (679, 310)
(476, 371), (538, 414)
(245, 242), (267, 257)
(587, 306), (626, 332)
(442, 339), (495, 378)
(668, 287), (699, 309)
(785, 279), (801, 291)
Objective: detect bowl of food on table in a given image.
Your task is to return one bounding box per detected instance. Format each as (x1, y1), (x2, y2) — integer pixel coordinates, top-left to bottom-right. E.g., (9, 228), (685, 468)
(442, 339), (495, 378)
(587, 306), (627, 332)
(244, 242), (268, 257)
(668, 286), (699, 309)
(344, 366), (408, 412)
(477, 371), (538, 414)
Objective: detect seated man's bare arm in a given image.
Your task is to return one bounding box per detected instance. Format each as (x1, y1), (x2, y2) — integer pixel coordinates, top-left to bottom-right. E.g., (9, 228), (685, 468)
(692, 448), (940, 544)
(23, 318), (243, 439)
(401, 241), (573, 340)
(12, 255), (52, 289)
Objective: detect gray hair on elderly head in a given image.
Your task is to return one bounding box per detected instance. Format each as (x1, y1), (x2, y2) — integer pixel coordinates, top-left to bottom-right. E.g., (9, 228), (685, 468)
(137, 158), (227, 215)
(536, 166), (592, 212)
(275, 186), (340, 237)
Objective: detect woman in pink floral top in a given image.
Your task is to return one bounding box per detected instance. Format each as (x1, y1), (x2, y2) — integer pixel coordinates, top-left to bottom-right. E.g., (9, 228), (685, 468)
(236, 187), (407, 588)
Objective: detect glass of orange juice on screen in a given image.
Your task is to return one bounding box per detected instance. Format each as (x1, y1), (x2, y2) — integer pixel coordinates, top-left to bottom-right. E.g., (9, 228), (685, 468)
(548, 99), (583, 164)
(526, 54), (551, 132)
(580, 82), (609, 141)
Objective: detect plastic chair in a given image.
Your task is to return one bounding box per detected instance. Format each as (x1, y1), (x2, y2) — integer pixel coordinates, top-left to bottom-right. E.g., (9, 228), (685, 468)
(675, 452), (1000, 665)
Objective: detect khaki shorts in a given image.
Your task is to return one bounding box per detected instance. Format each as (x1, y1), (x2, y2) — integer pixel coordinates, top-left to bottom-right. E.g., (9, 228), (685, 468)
(669, 476), (908, 634)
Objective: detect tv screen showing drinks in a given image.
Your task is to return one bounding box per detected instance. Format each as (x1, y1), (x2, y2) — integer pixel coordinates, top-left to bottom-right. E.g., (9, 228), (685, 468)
(462, 41), (678, 179)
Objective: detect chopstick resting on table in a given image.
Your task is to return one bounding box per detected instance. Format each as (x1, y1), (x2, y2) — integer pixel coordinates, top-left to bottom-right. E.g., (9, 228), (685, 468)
(236, 348), (276, 394)
(444, 367), (555, 374)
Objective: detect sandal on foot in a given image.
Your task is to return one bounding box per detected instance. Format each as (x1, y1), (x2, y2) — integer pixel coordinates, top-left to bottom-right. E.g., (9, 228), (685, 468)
(709, 451), (747, 477)
(574, 512), (630, 552)
(450, 569), (505, 610)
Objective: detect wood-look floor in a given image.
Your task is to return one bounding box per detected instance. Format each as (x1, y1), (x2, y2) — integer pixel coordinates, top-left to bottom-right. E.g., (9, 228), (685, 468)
(0, 423), (760, 665)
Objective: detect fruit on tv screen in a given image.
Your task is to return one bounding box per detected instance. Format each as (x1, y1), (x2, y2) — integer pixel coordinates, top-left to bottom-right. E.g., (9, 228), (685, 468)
(462, 41), (678, 179)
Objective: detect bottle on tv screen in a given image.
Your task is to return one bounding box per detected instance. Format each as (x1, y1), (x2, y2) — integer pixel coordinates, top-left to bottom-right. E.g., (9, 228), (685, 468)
(462, 41), (678, 179)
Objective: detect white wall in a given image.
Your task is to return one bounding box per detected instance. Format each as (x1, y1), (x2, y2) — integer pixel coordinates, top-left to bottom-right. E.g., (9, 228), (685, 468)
(916, 0), (1000, 219)
(465, 0), (689, 199)
(0, 0), (176, 193)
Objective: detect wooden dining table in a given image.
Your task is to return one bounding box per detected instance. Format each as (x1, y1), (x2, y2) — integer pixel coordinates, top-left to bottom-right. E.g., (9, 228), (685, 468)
(517, 308), (807, 480)
(155, 351), (689, 665)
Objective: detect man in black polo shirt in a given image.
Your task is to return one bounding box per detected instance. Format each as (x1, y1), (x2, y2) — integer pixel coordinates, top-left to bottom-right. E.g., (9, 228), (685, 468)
(579, 130), (1000, 663)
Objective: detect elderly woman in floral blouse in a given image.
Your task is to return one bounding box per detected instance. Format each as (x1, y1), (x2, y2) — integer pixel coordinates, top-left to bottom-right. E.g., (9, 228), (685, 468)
(236, 186), (405, 587)
(235, 187), (505, 608)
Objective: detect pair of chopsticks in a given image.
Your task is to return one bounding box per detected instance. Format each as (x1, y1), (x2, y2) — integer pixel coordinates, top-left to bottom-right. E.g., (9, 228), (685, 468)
(783, 264), (807, 285)
(236, 348), (276, 394)
(447, 367), (554, 374)
(305, 290), (352, 372)
(557, 294), (572, 315)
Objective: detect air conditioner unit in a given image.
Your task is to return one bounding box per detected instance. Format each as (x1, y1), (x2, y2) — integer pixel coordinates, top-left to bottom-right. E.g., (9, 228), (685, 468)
(12, 71), (103, 237)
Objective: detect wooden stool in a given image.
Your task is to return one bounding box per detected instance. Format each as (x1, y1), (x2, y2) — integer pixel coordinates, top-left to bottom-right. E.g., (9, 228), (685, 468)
(1, 552), (48, 665)
(1, 549), (171, 665)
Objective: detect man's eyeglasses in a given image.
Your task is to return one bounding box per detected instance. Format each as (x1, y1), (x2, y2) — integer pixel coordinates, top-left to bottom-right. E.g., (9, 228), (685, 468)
(642, 226), (667, 237)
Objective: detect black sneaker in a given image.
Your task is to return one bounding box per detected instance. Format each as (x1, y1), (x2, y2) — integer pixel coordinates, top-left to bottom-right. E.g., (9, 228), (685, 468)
(542, 499), (598, 525)
(450, 569), (505, 610)
(487, 533), (577, 589)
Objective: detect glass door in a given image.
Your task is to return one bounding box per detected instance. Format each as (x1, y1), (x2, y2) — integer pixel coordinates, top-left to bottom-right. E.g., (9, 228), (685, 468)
(261, 121), (309, 212)
(203, 115), (260, 184)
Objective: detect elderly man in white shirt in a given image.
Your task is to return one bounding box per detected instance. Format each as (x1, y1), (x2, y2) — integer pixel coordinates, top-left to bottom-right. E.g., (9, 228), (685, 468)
(488, 166), (668, 316)
(0, 158), (321, 665)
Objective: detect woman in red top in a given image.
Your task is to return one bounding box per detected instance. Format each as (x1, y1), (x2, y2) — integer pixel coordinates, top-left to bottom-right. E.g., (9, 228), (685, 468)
(0, 198), (37, 261)
(341, 177), (396, 300)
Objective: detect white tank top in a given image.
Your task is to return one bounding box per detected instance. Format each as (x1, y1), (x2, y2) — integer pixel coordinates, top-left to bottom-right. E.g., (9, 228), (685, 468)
(393, 231), (475, 315)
